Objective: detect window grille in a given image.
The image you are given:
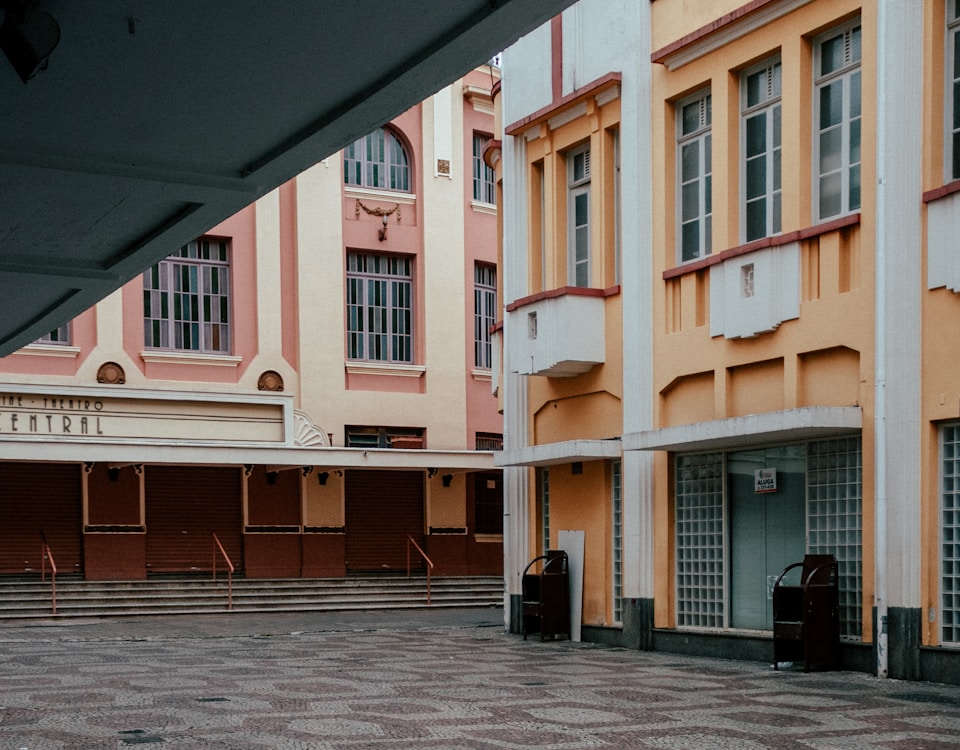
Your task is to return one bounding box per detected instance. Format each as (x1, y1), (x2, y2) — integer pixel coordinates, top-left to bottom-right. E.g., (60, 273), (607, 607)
(474, 264), (496, 369)
(344, 127), (410, 192)
(472, 134), (496, 204)
(346, 253), (412, 363)
(143, 239), (230, 354)
(475, 433), (503, 451)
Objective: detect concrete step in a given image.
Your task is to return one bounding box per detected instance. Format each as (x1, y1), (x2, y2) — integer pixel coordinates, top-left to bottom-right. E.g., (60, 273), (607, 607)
(0, 575), (504, 620)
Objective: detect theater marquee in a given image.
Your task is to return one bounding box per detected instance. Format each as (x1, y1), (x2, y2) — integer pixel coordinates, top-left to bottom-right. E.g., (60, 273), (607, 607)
(0, 388), (288, 445)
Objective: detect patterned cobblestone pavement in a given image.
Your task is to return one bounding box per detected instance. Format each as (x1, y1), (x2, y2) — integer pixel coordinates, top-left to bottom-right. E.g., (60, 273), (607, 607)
(1, 609), (959, 749)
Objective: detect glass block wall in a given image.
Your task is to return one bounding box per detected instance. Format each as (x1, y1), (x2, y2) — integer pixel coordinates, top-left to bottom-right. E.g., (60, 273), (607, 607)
(612, 460), (623, 624)
(807, 436), (863, 639)
(942, 425), (960, 645)
(675, 453), (725, 628)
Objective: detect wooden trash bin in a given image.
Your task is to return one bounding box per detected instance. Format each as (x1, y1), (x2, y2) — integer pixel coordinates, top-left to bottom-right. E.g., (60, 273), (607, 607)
(521, 550), (570, 641)
(772, 554), (840, 671)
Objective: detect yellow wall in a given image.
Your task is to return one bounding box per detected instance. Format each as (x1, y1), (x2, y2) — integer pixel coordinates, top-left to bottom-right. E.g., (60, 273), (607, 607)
(650, 0), (877, 639)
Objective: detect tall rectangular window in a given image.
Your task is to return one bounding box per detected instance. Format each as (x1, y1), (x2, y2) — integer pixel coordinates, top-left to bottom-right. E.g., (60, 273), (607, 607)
(678, 92), (712, 262)
(815, 21), (862, 220)
(941, 424), (960, 645)
(346, 253), (413, 363)
(143, 239), (230, 353)
(472, 134), (496, 204)
(474, 263), (496, 369)
(947, 2), (960, 180)
(612, 459), (623, 624)
(742, 60), (782, 242)
(568, 144), (591, 287)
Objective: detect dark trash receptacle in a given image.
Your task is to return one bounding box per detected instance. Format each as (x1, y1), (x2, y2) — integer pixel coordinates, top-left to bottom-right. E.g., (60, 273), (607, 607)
(521, 550), (570, 641)
(772, 554), (840, 671)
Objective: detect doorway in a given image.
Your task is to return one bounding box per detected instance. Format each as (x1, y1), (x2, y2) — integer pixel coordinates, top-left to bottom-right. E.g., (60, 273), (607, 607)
(728, 446), (806, 630)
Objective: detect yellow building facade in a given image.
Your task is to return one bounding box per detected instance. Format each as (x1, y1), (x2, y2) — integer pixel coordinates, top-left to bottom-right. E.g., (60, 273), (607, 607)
(500, 0), (960, 683)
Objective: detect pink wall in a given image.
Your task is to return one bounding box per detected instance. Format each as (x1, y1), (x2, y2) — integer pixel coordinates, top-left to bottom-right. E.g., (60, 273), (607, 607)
(122, 206), (259, 383)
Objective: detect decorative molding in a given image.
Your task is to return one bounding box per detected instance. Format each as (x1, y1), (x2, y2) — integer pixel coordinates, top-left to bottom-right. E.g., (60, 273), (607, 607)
(471, 369), (493, 382)
(505, 71), (622, 136)
(345, 361), (426, 378)
(470, 200), (497, 215)
(651, 0), (814, 71)
(664, 214), (860, 280)
(97, 361), (126, 385)
(257, 370), (284, 392)
(140, 350), (242, 367)
(463, 84), (495, 115)
(344, 185), (416, 205)
(294, 410), (331, 447)
(355, 198), (401, 223)
(17, 343), (80, 358)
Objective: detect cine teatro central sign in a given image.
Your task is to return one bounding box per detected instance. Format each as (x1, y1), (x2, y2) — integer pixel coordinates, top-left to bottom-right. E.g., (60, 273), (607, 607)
(0, 394), (105, 436)
(0, 392), (285, 443)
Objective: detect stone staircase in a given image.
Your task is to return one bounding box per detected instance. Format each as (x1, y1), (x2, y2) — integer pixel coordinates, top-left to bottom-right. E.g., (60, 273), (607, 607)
(0, 575), (504, 620)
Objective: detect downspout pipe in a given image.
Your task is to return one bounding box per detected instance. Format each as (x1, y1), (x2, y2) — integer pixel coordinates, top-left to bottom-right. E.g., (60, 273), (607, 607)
(874, 0), (888, 680)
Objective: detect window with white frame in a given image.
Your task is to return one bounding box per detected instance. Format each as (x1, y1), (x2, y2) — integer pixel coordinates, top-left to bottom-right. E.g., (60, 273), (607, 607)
(678, 92), (712, 262)
(815, 21), (861, 221)
(568, 144), (591, 287)
(346, 253), (413, 363)
(742, 60), (782, 242)
(143, 239), (230, 354)
(344, 127), (410, 192)
(472, 133), (496, 204)
(474, 263), (496, 369)
(941, 424), (960, 645)
(947, 2), (960, 180)
(36, 323), (70, 345)
(612, 459), (623, 623)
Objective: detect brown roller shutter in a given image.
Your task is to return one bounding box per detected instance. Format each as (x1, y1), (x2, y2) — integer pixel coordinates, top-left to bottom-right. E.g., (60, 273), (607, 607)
(345, 470), (424, 573)
(145, 466), (242, 573)
(0, 462), (82, 575)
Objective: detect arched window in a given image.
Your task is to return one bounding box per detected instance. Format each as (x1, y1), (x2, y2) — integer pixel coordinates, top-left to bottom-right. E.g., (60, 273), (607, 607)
(344, 127), (410, 192)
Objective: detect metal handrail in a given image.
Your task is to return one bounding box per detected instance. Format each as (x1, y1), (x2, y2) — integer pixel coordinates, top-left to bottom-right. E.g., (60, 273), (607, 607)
(211, 533), (234, 611)
(406, 534), (434, 605)
(40, 532), (57, 614)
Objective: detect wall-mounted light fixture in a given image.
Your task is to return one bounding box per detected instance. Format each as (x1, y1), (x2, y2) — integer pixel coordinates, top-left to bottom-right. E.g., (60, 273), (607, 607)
(442, 474), (453, 487)
(266, 471), (278, 485)
(318, 471), (330, 486)
(0, 3), (60, 83)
